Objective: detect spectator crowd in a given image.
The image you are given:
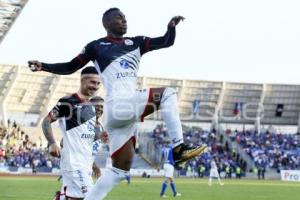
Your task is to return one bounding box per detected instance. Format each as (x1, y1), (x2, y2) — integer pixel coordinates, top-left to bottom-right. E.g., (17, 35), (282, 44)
(147, 124), (300, 178)
(226, 129), (300, 172)
(0, 120), (60, 172)
(149, 124), (247, 178)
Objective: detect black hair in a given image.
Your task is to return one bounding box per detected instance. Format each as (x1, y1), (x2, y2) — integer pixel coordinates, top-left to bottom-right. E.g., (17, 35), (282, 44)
(102, 7), (120, 23)
(81, 66), (98, 76)
(90, 96), (104, 103)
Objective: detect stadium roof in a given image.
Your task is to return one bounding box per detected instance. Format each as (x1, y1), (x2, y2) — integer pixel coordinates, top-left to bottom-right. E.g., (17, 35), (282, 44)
(0, 0), (28, 44)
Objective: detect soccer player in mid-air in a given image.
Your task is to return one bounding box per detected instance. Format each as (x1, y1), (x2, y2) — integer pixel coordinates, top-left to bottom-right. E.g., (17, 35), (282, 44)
(42, 66), (108, 200)
(158, 140), (181, 198)
(28, 7), (207, 199)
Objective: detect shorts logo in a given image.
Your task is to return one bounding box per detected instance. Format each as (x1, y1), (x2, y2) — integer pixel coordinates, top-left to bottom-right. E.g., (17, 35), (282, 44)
(81, 186), (88, 193)
(124, 39), (133, 45)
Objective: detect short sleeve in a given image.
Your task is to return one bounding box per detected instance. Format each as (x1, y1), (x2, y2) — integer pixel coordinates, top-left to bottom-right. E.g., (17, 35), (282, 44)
(48, 98), (71, 120)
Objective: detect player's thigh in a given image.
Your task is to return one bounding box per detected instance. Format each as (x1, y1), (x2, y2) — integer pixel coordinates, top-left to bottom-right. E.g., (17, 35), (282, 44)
(108, 122), (137, 155)
(104, 88), (165, 126)
(111, 136), (135, 171)
(103, 101), (135, 128)
(107, 125), (136, 171)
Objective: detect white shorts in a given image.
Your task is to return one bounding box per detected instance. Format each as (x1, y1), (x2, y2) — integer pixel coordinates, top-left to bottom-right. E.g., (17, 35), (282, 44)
(62, 170), (93, 198)
(103, 89), (150, 156)
(163, 163), (174, 178)
(209, 169), (220, 178)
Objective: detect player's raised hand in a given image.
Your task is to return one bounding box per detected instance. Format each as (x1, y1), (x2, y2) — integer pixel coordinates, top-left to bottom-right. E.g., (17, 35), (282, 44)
(168, 16), (185, 27)
(28, 60), (42, 72)
(49, 143), (60, 157)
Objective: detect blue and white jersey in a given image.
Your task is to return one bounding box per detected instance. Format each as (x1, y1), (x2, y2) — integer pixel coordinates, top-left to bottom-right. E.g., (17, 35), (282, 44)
(161, 145), (175, 166)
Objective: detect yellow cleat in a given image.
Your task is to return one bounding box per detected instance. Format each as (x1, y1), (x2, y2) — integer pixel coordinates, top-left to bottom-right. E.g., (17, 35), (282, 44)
(174, 144), (207, 166)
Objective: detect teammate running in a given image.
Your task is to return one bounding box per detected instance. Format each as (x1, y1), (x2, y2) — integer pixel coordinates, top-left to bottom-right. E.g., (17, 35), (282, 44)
(42, 66), (107, 200)
(28, 8), (207, 199)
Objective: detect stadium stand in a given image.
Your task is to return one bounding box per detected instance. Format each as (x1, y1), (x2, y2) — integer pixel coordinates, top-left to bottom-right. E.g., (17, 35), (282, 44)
(1, 64), (300, 130)
(228, 129), (300, 171)
(0, 64), (300, 177)
(0, 120), (152, 173)
(140, 124), (248, 177)
(0, 120), (60, 173)
(0, 0), (28, 44)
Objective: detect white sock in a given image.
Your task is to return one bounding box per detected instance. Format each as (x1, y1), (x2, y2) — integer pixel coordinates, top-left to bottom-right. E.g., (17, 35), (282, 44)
(208, 177), (212, 185)
(84, 167), (128, 200)
(160, 87), (184, 148)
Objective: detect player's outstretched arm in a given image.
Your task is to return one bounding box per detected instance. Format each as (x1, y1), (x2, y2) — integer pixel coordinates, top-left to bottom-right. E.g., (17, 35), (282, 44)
(28, 41), (95, 74)
(143, 16), (185, 52)
(28, 56), (87, 75)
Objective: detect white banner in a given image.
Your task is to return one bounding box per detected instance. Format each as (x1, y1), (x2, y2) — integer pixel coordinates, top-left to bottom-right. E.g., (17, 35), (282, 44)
(0, 166), (9, 173)
(280, 170), (300, 182)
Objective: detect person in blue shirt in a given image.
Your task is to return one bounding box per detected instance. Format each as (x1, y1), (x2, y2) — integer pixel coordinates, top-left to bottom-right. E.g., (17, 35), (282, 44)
(158, 140), (181, 198)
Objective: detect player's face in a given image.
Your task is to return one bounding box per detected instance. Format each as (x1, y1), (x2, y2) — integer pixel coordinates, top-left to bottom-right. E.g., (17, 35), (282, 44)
(95, 100), (104, 117)
(81, 74), (101, 97)
(107, 10), (127, 35)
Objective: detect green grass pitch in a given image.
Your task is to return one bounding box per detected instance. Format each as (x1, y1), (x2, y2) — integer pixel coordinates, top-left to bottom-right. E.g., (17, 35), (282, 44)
(0, 176), (298, 200)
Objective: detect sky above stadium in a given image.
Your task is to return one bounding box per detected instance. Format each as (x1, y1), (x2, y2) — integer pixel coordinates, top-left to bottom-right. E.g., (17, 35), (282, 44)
(0, 0), (300, 84)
